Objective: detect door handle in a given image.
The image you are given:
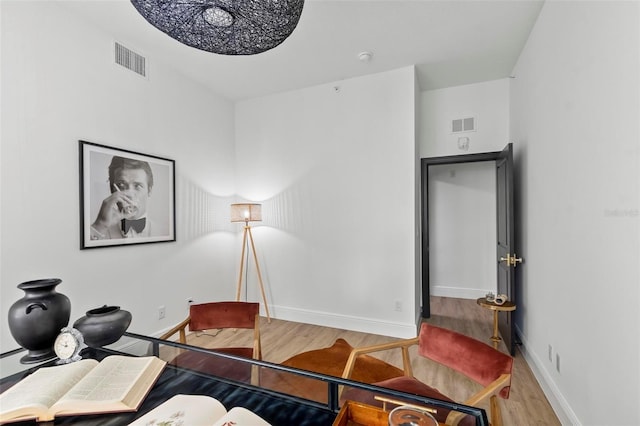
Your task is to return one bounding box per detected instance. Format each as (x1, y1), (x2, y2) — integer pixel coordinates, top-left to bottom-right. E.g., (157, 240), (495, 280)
(500, 254), (523, 267)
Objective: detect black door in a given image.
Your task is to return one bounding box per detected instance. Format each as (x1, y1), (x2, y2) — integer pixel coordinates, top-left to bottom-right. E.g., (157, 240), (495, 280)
(495, 143), (518, 355)
(421, 144), (519, 354)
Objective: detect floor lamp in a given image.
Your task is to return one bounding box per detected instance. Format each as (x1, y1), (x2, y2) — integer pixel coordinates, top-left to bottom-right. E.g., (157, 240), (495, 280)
(231, 203), (271, 322)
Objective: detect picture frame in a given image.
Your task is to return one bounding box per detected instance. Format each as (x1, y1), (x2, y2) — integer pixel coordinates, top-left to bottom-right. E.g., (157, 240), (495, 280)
(79, 140), (176, 249)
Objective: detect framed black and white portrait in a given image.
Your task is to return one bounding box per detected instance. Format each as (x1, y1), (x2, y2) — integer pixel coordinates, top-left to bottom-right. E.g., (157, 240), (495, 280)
(79, 140), (176, 249)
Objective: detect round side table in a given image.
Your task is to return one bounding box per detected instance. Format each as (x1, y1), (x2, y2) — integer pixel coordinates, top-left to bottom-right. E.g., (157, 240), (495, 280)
(476, 297), (516, 350)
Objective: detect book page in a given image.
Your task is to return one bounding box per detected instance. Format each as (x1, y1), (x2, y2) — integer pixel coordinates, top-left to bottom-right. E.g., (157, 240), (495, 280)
(128, 394), (228, 425)
(120, 356), (166, 409)
(0, 359), (98, 422)
(212, 407), (271, 426)
(52, 356), (164, 414)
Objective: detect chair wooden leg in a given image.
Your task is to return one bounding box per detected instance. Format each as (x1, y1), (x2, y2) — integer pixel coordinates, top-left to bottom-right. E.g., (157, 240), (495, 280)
(490, 395), (502, 426)
(251, 364), (260, 387)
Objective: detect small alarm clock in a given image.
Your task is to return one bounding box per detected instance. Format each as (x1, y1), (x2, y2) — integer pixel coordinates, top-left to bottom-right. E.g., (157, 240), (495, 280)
(54, 327), (84, 364)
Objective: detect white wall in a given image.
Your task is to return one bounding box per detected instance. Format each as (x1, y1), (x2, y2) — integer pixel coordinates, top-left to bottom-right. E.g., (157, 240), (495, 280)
(0, 2), (237, 352)
(419, 79), (510, 158)
(428, 162), (496, 298)
(418, 79), (509, 298)
(413, 74), (422, 320)
(510, 1), (640, 425)
(235, 67), (419, 338)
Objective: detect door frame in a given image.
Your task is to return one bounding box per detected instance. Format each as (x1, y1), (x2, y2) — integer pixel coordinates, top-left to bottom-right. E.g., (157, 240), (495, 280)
(421, 150), (506, 317)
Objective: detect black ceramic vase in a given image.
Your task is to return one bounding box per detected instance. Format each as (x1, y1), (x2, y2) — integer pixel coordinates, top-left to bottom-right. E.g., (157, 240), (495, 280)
(73, 305), (132, 348)
(8, 278), (71, 364)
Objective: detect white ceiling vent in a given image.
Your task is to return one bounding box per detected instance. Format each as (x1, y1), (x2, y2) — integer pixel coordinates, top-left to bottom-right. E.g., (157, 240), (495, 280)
(114, 42), (146, 78)
(451, 116), (476, 134)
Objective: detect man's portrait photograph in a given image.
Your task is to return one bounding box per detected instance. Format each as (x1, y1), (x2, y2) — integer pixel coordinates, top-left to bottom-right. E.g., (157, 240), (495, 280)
(80, 141), (175, 249)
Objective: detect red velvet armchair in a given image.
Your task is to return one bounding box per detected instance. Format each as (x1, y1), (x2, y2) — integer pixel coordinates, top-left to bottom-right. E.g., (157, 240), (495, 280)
(340, 323), (513, 426)
(159, 301), (262, 384)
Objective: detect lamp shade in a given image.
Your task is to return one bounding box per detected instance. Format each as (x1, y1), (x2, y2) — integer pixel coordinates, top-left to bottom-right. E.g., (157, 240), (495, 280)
(130, 0), (305, 56)
(231, 203), (262, 223)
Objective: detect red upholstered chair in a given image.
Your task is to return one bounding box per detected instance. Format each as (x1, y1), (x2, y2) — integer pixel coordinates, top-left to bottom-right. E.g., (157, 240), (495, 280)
(340, 323), (513, 426)
(159, 301), (261, 384)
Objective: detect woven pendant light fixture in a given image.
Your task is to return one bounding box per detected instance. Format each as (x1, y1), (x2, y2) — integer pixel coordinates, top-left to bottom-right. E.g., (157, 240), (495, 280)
(130, 0), (305, 56)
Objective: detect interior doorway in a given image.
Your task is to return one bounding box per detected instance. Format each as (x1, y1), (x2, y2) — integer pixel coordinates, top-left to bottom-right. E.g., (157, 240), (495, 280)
(427, 161), (497, 299)
(421, 144), (517, 354)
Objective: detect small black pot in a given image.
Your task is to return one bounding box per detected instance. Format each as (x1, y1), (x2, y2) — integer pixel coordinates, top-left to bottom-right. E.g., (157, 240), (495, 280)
(73, 305), (132, 348)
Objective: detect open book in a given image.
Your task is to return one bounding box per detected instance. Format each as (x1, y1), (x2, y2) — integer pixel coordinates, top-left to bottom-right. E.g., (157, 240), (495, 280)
(128, 394), (271, 426)
(0, 355), (166, 424)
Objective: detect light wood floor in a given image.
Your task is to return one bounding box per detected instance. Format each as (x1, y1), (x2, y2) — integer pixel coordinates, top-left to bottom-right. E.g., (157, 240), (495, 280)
(180, 297), (560, 425)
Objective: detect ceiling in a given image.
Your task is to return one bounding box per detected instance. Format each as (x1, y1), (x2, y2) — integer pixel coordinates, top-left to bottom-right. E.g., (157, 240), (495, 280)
(59, 0), (544, 101)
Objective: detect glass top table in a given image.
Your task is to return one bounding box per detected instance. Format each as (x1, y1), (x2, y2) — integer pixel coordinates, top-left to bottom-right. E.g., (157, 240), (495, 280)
(1, 332), (489, 425)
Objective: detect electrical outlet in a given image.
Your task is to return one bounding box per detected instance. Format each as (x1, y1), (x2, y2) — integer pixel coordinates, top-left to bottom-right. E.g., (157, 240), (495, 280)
(556, 353), (561, 373)
(394, 300), (402, 312)
(548, 344), (553, 362)
(158, 305), (166, 320)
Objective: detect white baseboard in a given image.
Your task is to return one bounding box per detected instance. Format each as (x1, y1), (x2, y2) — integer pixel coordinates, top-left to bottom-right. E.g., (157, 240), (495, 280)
(108, 334), (158, 356)
(431, 285), (491, 299)
(515, 324), (580, 426)
(144, 306), (416, 344)
(270, 304), (418, 339)
(110, 326), (176, 356)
